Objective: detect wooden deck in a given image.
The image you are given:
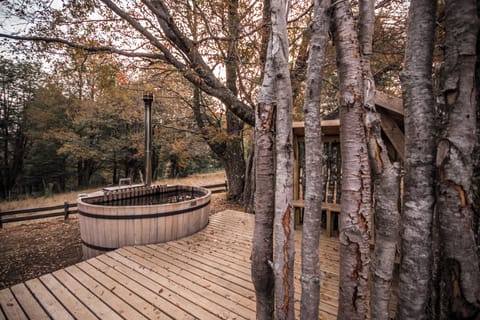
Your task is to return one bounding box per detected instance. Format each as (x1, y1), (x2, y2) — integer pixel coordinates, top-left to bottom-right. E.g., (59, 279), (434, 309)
(0, 210), (339, 320)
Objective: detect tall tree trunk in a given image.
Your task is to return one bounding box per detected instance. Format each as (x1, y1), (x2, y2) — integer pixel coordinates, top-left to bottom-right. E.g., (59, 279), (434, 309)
(252, 21), (276, 320)
(300, 1), (331, 319)
(191, 87), (245, 202)
(358, 1), (401, 319)
(252, 107), (275, 319)
(332, 1), (372, 318)
(251, 1), (276, 314)
(270, 1), (295, 319)
(291, 28), (312, 120)
(243, 147), (255, 213)
(224, 111), (245, 202)
(474, 0), (480, 255)
(436, 1), (480, 317)
(397, 1), (437, 319)
(224, 0), (245, 202)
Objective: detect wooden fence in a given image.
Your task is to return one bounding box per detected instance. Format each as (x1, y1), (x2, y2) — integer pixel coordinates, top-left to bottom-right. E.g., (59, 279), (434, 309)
(0, 182), (227, 228)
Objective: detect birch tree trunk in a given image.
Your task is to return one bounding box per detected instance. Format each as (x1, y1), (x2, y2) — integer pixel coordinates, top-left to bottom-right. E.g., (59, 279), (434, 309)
(251, 1), (276, 318)
(474, 0), (480, 262)
(252, 25), (276, 320)
(332, 1), (372, 318)
(436, 0), (480, 317)
(397, 1), (437, 319)
(300, 1), (331, 319)
(270, 1), (295, 318)
(358, 1), (401, 319)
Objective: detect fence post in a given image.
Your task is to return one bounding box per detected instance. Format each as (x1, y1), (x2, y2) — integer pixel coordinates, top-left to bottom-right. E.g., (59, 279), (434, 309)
(64, 201), (69, 220)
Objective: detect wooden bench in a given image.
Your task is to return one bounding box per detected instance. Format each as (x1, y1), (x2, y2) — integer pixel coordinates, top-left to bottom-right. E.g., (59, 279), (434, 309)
(293, 200), (341, 237)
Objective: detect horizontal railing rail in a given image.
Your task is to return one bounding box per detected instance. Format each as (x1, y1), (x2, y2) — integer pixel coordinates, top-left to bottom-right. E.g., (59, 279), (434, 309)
(0, 182), (227, 227)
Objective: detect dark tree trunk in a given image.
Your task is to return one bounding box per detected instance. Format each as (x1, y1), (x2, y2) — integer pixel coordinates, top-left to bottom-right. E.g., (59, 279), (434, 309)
(291, 28), (312, 120)
(397, 1), (437, 319)
(191, 87), (245, 202)
(435, 0), (480, 317)
(223, 117), (245, 202)
(223, 0), (245, 202)
(332, 1), (372, 319)
(113, 151), (118, 184)
(243, 147), (255, 213)
(474, 0), (480, 257)
(299, 0), (331, 319)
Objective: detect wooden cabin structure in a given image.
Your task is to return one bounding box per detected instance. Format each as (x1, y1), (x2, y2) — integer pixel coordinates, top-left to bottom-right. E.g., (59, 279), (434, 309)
(292, 91), (404, 235)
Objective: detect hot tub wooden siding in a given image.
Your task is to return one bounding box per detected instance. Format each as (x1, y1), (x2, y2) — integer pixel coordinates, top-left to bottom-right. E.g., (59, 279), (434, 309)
(77, 185), (211, 259)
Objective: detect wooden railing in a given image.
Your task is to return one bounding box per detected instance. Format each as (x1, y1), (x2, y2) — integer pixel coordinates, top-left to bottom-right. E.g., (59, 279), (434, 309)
(0, 182), (227, 228)
(0, 202), (77, 228)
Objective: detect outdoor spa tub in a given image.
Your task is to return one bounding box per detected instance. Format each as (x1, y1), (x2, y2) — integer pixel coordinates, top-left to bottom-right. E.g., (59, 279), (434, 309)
(77, 184), (211, 259)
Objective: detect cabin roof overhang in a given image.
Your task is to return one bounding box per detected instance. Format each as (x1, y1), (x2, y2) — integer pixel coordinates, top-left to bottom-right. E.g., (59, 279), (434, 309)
(292, 91), (404, 159)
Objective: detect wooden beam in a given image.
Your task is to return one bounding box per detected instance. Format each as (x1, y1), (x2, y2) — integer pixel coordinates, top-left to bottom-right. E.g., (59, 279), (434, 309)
(374, 90), (403, 116)
(292, 119), (340, 136)
(380, 113), (405, 160)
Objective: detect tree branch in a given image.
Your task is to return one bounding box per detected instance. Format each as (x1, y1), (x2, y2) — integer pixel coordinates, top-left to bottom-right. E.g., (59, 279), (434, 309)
(0, 33), (164, 59)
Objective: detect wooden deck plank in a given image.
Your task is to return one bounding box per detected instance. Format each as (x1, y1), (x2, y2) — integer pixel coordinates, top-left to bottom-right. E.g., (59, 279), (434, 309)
(97, 253), (218, 319)
(39, 273), (98, 320)
(118, 247), (256, 319)
(106, 250), (235, 320)
(1, 210), (345, 320)
(74, 261), (167, 319)
(9, 283), (49, 320)
(171, 222), (340, 298)
(0, 289), (27, 320)
(86, 258), (192, 320)
(150, 241), (254, 290)
(0, 306), (6, 320)
(143, 244), (256, 298)
(172, 228), (340, 275)
(25, 278), (74, 320)
(164, 214), (340, 318)
(64, 264), (149, 320)
(124, 246), (256, 311)
(50, 269), (122, 320)
(203, 224), (340, 279)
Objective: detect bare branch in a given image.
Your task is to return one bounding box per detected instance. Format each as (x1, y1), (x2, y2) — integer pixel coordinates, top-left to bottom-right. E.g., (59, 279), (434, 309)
(0, 33), (164, 59)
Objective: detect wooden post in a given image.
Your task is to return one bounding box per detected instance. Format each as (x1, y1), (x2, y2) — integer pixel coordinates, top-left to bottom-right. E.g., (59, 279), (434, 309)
(64, 202), (69, 220)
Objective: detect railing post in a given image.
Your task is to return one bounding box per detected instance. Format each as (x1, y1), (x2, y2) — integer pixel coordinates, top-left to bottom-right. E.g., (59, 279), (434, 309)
(64, 201), (69, 220)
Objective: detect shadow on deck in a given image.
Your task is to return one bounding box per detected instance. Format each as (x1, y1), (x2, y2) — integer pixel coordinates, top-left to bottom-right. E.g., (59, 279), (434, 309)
(0, 210), (339, 320)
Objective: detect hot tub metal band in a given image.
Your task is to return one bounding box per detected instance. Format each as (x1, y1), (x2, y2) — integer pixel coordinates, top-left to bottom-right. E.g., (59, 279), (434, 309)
(81, 240), (117, 252)
(78, 199), (210, 220)
(79, 199), (210, 252)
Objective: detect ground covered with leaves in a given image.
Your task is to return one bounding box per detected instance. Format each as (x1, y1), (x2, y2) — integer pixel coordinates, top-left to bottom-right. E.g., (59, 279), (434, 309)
(0, 193), (243, 290)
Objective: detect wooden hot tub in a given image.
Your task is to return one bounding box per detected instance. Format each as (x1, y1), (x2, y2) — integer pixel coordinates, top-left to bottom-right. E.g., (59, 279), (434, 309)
(77, 185), (211, 259)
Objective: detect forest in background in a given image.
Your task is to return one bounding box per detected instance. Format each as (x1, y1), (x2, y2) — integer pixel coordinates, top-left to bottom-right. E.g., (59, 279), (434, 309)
(0, 0), (405, 203)
(0, 54), (225, 199)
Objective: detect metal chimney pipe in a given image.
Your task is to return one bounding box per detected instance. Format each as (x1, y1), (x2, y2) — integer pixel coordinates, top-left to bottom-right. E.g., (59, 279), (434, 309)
(143, 92), (153, 186)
